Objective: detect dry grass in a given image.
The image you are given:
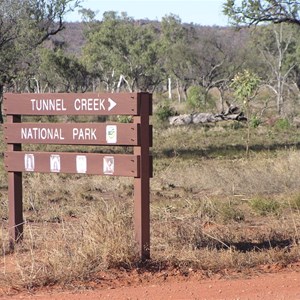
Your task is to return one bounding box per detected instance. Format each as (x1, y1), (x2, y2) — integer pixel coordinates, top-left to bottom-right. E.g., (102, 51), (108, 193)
(153, 150), (300, 196)
(1, 123), (300, 290)
(0, 198), (137, 288)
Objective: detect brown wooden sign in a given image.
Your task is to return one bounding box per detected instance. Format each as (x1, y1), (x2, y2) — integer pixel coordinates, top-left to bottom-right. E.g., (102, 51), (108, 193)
(3, 92), (140, 115)
(4, 92), (152, 260)
(5, 152), (139, 177)
(4, 123), (140, 145)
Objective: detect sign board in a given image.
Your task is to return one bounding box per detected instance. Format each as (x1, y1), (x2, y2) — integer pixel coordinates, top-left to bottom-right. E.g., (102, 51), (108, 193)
(4, 92), (152, 260)
(5, 152), (139, 177)
(3, 92), (140, 115)
(4, 123), (140, 145)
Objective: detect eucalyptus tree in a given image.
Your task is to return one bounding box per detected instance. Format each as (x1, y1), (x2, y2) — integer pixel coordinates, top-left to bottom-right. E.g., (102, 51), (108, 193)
(82, 11), (164, 93)
(0, 0), (81, 122)
(223, 0), (300, 27)
(37, 48), (91, 92)
(252, 23), (298, 115)
(285, 25), (300, 90)
(223, 0), (300, 116)
(160, 14), (255, 108)
(160, 14), (197, 102)
(190, 26), (253, 111)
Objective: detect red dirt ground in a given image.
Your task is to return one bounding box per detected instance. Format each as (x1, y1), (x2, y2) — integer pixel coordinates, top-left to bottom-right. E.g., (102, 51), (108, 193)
(1, 263), (300, 300)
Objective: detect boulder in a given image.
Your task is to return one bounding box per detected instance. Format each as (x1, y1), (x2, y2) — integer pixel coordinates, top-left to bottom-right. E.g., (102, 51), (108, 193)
(169, 114), (193, 125)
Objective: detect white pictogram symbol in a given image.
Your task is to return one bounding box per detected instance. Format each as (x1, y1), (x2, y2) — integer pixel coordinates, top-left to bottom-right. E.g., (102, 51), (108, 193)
(106, 125), (117, 143)
(76, 155), (87, 173)
(108, 98), (117, 111)
(103, 156), (114, 175)
(24, 154), (35, 171)
(50, 154), (61, 172)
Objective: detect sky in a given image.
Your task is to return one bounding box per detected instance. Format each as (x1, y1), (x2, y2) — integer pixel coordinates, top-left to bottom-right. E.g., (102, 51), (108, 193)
(66, 0), (230, 26)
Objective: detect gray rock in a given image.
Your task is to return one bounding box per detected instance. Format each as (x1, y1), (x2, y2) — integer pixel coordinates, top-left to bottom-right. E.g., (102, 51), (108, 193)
(169, 114), (193, 125)
(192, 113), (216, 124)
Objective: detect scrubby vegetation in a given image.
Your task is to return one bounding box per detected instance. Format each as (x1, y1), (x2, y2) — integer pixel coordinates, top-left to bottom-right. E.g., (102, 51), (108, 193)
(1, 112), (300, 289)
(1, 0), (300, 293)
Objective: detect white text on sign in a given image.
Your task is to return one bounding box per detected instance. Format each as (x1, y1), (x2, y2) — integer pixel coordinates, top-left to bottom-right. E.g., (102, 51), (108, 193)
(31, 99), (66, 111)
(72, 128), (97, 140)
(30, 98), (117, 112)
(21, 127), (65, 140)
(21, 127), (99, 141)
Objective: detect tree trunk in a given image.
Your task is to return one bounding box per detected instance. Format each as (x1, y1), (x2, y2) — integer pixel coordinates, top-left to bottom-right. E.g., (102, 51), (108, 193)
(0, 84), (3, 123)
(218, 87), (225, 113)
(168, 78), (172, 99)
(277, 75), (284, 116)
(176, 79), (181, 103)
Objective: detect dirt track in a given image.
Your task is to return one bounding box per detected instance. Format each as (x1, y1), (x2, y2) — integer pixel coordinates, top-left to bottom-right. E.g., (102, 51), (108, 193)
(2, 266), (300, 300)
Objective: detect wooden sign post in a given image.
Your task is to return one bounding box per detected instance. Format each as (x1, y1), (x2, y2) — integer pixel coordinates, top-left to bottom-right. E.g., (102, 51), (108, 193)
(4, 92), (152, 260)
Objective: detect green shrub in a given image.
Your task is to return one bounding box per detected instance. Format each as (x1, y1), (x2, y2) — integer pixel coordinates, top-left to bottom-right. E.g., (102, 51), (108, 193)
(231, 121), (244, 130)
(186, 85), (215, 111)
(250, 197), (280, 216)
(218, 203), (245, 223)
(250, 116), (262, 128)
(116, 115), (133, 123)
(155, 101), (176, 122)
(290, 194), (300, 210)
(274, 118), (291, 130)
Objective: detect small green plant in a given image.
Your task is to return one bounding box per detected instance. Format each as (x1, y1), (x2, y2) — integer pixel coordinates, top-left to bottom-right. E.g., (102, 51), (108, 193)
(274, 118), (290, 130)
(231, 121), (244, 130)
(155, 101), (176, 122)
(290, 194), (300, 210)
(187, 86), (206, 110)
(116, 115), (133, 123)
(230, 69), (260, 157)
(250, 197), (280, 216)
(186, 85), (215, 111)
(218, 203), (245, 223)
(250, 116), (261, 128)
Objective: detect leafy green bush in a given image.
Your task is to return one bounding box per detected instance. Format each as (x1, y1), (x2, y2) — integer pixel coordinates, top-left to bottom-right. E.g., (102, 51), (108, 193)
(290, 194), (300, 210)
(250, 116), (262, 128)
(186, 85), (215, 111)
(155, 101), (176, 122)
(116, 115), (133, 123)
(250, 197), (280, 216)
(274, 118), (290, 130)
(231, 121), (244, 130)
(218, 203), (245, 223)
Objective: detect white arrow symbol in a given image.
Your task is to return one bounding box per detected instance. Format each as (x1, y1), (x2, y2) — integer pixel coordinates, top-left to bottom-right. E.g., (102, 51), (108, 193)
(108, 98), (117, 111)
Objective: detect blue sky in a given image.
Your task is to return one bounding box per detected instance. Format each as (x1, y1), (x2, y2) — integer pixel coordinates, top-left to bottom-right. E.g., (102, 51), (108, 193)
(67, 0), (230, 26)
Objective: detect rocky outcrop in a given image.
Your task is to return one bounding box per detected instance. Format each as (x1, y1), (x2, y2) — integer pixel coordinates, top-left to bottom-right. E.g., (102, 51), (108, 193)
(169, 104), (246, 125)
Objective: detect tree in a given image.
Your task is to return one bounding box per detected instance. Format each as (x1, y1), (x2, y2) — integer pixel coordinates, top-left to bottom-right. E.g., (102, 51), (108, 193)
(0, 0), (81, 122)
(189, 26), (252, 111)
(223, 0), (300, 116)
(38, 48), (91, 92)
(252, 23), (296, 115)
(223, 0), (300, 27)
(231, 69), (260, 156)
(160, 14), (196, 102)
(285, 25), (300, 90)
(82, 11), (164, 93)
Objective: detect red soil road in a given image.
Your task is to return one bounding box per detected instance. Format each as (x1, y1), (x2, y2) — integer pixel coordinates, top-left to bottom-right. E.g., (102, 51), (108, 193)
(1, 266), (300, 300)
